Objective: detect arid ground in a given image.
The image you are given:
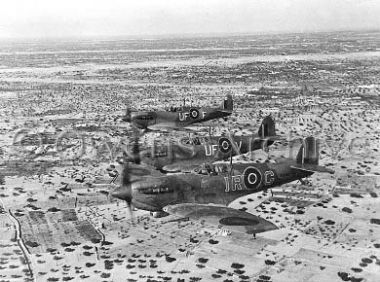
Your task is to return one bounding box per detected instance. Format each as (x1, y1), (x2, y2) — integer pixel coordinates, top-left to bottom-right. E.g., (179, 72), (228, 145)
(0, 30), (380, 282)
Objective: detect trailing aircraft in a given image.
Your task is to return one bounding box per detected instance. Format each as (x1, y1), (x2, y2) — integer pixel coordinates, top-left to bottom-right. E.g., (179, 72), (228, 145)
(110, 136), (334, 234)
(136, 116), (280, 172)
(122, 94), (233, 131)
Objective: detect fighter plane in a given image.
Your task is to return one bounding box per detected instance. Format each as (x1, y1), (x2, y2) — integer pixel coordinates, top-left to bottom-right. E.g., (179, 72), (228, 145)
(136, 116), (279, 172)
(110, 136), (334, 234)
(122, 94), (233, 131)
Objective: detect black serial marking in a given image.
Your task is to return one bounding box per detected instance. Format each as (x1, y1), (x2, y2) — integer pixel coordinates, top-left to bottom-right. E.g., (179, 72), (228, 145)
(243, 166), (262, 190)
(141, 186), (173, 194)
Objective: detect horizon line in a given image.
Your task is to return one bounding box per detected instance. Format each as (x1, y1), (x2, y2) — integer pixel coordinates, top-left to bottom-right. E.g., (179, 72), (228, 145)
(0, 27), (379, 42)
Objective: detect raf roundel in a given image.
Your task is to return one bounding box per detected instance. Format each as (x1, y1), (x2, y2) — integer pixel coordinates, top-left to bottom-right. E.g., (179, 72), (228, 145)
(243, 166), (262, 190)
(218, 137), (232, 153)
(189, 108), (199, 119)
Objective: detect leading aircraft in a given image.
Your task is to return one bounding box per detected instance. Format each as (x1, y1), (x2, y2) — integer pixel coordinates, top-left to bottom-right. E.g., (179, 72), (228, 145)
(122, 94), (233, 131)
(135, 116), (280, 172)
(110, 136), (334, 234)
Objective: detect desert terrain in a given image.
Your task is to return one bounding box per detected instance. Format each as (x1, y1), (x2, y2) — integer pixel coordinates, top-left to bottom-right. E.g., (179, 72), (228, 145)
(0, 30), (380, 282)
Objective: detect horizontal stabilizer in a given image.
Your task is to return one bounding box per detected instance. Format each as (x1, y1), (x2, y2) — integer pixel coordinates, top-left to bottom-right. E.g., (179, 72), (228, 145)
(257, 135), (282, 142)
(216, 109), (234, 115)
(291, 164), (334, 174)
(148, 124), (198, 132)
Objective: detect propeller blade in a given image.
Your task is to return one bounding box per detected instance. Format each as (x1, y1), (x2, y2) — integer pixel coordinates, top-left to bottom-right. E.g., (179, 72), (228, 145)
(107, 189), (112, 202)
(127, 202), (134, 224)
(120, 162), (132, 207)
(111, 129), (143, 222)
(228, 130), (241, 155)
(131, 128), (141, 165)
(121, 160), (130, 186)
(111, 184), (135, 223)
(118, 129), (141, 219)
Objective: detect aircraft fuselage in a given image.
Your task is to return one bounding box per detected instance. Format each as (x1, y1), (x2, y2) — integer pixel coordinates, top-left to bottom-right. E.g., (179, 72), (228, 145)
(127, 160), (312, 212)
(131, 106), (232, 130)
(140, 135), (274, 171)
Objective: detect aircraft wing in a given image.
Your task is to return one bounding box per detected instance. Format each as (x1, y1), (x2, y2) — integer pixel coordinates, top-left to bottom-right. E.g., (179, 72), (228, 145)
(147, 123), (197, 132)
(162, 203), (277, 235)
(290, 164), (334, 174)
(265, 135), (282, 141)
(129, 163), (164, 177)
(181, 125), (210, 132)
(214, 109), (233, 115)
(162, 163), (201, 173)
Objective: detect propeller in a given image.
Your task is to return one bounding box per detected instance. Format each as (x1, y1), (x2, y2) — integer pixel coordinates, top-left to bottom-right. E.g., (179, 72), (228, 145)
(120, 161), (134, 220)
(227, 122), (235, 175)
(126, 129), (141, 218)
(111, 129), (141, 222)
(225, 120), (241, 161)
(131, 128), (141, 165)
(228, 130), (241, 156)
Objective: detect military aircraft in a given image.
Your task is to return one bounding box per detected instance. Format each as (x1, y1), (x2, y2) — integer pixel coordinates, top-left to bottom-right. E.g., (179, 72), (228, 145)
(110, 136), (334, 234)
(136, 116), (279, 172)
(122, 94), (233, 131)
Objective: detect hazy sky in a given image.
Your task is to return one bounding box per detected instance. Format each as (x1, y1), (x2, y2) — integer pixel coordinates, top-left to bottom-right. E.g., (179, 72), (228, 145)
(0, 0), (379, 38)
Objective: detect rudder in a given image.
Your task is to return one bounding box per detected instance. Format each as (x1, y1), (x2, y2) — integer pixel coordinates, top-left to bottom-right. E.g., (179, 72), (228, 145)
(222, 94), (233, 112)
(296, 137), (319, 165)
(257, 116), (276, 138)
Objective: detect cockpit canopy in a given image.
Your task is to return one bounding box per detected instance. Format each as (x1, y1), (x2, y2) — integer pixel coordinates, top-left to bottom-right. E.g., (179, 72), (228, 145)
(180, 136), (210, 146)
(193, 163), (230, 175)
(134, 114), (154, 121)
(143, 146), (168, 158)
(167, 106), (184, 112)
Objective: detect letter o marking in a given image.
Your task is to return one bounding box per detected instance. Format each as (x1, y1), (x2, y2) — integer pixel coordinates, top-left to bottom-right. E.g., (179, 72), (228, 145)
(218, 137), (232, 153)
(190, 109), (199, 119)
(243, 166), (262, 190)
(247, 173), (257, 184)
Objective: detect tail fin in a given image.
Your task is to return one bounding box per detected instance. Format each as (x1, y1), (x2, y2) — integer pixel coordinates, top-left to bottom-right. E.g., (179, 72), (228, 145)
(122, 108), (132, 122)
(222, 94), (233, 112)
(296, 137), (319, 165)
(257, 116), (276, 138)
(292, 136), (334, 174)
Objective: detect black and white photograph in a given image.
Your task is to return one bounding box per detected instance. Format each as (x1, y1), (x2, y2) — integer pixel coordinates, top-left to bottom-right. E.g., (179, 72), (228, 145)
(0, 1), (379, 281)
